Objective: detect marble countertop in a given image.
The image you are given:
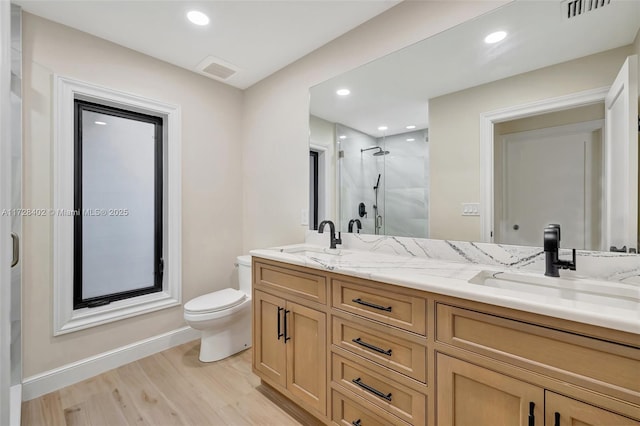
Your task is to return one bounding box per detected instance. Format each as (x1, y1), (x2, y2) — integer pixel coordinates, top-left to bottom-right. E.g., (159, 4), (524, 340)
(249, 244), (640, 335)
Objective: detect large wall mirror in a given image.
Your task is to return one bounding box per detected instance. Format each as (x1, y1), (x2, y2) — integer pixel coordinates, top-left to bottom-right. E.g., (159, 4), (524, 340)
(309, 0), (640, 252)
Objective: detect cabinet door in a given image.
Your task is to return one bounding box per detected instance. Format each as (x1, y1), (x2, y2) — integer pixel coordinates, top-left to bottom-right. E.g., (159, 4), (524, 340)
(436, 354), (544, 426)
(546, 392), (640, 426)
(285, 301), (327, 415)
(253, 290), (286, 387)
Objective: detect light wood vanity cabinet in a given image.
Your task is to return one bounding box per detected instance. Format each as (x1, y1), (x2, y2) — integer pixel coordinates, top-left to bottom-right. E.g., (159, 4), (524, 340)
(330, 276), (429, 425)
(252, 260), (327, 419)
(252, 258), (640, 426)
(437, 354), (640, 426)
(435, 303), (640, 426)
(436, 353), (544, 425)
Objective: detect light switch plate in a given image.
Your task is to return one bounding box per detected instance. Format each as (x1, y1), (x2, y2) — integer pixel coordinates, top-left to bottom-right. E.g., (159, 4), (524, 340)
(462, 203), (480, 216)
(301, 208), (309, 226)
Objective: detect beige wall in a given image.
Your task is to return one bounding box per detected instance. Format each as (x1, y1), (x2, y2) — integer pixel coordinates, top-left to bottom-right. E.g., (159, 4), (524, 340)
(428, 45), (633, 242)
(22, 13), (244, 377)
(241, 0), (508, 252)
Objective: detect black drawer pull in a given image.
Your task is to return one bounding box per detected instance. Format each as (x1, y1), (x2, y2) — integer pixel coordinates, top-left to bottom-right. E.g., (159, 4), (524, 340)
(528, 402), (535, 426)
(352, 420), (361, 426)
(352, 377), (392, 401)
(352, 298), (392, 312)
(277, 307), (284, 340)
(283, 309), (291, 342)
(352, 338), (392, 356)
(554, 412), (560, 426)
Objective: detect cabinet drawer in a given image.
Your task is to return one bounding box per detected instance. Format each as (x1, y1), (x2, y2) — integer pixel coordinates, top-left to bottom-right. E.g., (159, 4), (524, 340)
(332, 316), (427, 383)
(436, 304), (640, 398)
(332, 353), (426, 425)
(331, 389), (411, 426)
(254, 261), (327, 304)
(332, 279), (426, 335)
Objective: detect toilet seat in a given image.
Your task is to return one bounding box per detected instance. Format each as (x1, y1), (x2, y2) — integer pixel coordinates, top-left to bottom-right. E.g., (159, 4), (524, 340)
(184, 288), (247, 314)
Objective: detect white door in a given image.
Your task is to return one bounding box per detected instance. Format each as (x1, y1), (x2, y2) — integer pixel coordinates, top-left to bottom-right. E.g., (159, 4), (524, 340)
(500, 125), (600, 250)
(0, 1), (12, 423)
(604, 55), (638, 252)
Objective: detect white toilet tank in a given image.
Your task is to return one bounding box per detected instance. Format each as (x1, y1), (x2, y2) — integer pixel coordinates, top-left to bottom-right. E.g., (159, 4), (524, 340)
(237, 255), (252, 295)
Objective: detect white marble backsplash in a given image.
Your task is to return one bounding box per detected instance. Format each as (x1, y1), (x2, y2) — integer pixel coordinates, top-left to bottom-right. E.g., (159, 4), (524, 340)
(306, 231), (640, 284)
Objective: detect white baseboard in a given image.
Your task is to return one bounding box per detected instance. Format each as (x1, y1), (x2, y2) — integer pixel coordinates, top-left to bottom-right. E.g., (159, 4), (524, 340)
(22, 326), (199, 401)
(10, 384), (21, 426)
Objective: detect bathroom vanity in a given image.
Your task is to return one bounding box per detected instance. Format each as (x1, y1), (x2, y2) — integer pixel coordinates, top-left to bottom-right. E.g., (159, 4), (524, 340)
(250, 245), (640, 426)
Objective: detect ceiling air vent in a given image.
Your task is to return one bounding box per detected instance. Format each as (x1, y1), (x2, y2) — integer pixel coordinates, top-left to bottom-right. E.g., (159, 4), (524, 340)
(196, 56), (239, 81)
(562, 0), (612, 20)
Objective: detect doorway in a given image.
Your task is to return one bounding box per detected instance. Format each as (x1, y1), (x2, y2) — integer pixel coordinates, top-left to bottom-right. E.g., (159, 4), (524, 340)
(495, 120), (603, 249)
(309, 147), (327, 230)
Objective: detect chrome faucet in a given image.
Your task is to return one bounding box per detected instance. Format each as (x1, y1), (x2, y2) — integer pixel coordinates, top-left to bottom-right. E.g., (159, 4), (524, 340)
(318, 220), (342, 249)
(544, 224), (576, 277)
(348, 219), (362, 233)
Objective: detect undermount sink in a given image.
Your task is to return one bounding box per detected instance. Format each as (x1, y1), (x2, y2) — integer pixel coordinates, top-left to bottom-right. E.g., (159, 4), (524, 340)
(468, 270), (640, 310)
(277, 244), (343, 257)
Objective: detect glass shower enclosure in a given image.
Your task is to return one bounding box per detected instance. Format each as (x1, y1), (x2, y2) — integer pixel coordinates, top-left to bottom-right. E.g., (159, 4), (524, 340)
(337, 123), (430, 238)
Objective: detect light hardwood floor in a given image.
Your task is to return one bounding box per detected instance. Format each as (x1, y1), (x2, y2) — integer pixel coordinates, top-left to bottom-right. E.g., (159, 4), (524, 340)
(21, 341), (320, 426)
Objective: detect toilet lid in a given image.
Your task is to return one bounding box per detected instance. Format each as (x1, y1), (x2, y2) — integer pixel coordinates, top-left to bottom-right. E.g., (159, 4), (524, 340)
(184, 288), (247, 314)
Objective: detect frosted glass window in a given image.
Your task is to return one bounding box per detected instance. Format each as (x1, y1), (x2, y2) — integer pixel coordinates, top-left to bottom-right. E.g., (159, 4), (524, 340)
(73, 100), (163, 308)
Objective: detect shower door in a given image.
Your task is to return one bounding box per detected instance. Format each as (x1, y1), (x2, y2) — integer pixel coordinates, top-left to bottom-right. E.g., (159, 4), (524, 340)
(0, 2), (12, 424)
(0, 4), (22, 424)
(9, 5), (22, 417)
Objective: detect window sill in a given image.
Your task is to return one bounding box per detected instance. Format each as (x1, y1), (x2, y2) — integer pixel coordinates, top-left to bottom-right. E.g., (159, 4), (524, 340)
(54, 291), (180, 336)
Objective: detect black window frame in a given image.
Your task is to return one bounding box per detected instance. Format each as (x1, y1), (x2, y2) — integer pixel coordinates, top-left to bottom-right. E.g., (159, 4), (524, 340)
(73, 99), (164, 309)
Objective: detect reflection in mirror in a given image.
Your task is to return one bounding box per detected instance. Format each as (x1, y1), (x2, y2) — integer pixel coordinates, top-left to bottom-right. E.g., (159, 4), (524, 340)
(493, 106), (605, 250)
(309, 0), (640, 252)
(337, 124), (429, 237)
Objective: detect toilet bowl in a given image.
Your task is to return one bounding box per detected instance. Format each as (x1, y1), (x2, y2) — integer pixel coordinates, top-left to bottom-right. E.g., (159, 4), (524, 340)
(184, 255), (252, 362)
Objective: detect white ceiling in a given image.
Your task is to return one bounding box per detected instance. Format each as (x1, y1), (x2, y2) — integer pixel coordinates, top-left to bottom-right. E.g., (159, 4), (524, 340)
(310, 0), (640, 138)
(15, 0), (400, 89)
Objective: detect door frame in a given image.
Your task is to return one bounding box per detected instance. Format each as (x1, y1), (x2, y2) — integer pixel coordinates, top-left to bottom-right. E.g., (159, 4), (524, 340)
(479, 87), (609, 243)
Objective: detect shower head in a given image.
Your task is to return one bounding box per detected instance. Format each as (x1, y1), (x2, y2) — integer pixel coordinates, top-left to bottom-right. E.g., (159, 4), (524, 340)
(361, 146), (390, 156)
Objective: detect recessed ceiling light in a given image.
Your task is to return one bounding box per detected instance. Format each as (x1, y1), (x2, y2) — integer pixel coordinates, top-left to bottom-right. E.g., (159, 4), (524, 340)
(484, 31), (507, 44)
(187, 10), (210, 26)
(378, 126), (388, 131)
(339, 135), (346, 139)
(406, 125), (416, 130)
(406, 138), (415, 142)
(336, 89), (351, 96)
(94, 121), (107, 125)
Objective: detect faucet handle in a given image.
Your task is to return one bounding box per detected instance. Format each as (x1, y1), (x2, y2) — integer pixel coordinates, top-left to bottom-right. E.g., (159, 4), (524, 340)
(556, 248), (577, 271)
(568, 248), (576, 270)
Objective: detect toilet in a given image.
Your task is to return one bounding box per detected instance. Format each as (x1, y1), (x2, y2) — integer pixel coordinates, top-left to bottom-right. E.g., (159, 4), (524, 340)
(184, 255), (252, 362)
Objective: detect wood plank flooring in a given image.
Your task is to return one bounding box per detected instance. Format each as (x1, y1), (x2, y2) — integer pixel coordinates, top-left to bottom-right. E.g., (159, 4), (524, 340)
(22, 341), (318, 426)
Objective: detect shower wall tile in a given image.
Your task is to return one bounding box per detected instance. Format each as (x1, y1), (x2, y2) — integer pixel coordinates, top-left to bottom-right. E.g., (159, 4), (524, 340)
(377, 129), (429, 237)
(385, 156), (427, 190)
